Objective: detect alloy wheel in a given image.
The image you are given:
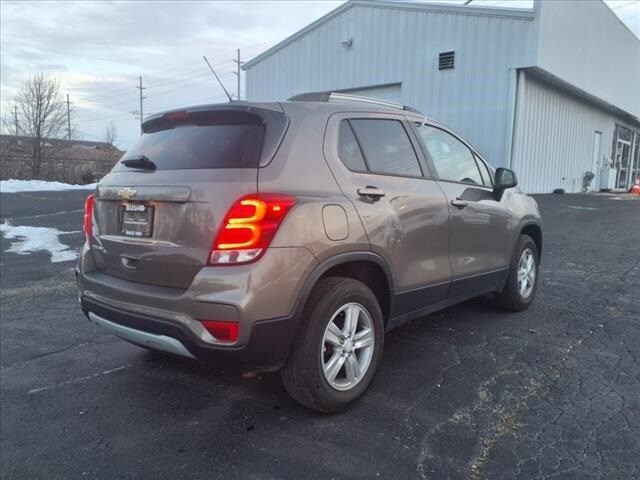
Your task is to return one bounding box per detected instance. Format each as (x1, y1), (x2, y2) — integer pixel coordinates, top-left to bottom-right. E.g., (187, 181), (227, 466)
(517, 248), (536, 299)
(321, 303), (375, 391)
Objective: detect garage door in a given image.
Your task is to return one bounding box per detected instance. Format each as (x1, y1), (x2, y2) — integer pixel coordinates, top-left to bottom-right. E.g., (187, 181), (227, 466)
(339, 83), (403, 104)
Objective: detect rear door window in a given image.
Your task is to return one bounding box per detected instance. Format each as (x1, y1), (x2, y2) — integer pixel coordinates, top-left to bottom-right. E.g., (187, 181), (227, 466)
(120, 123), (265, 170)
(349, 119), (422, 177)
(338, 120), (367, 172)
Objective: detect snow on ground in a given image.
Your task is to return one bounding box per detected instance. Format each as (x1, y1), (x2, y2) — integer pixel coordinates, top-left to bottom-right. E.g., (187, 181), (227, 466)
(0, 179), (97, 193)
(0, 222), (80, 263)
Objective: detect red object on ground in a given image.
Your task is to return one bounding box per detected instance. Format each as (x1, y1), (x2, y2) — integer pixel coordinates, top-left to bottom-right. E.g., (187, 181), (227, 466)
(631, 176), (640, 196)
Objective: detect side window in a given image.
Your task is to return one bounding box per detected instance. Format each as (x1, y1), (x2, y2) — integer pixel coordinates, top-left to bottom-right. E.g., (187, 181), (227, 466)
(416, 124), (487, 186)
(337, 120), (367, 172)
(349, 119), (422, 177)
(474, 154), (493, 186)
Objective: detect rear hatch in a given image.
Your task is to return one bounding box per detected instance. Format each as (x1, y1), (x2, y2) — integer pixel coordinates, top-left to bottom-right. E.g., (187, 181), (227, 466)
(90, 104), (288, 289)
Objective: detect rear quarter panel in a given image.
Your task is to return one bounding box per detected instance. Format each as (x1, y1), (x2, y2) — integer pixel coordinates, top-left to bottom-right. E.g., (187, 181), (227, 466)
(258, 104), (370, 262)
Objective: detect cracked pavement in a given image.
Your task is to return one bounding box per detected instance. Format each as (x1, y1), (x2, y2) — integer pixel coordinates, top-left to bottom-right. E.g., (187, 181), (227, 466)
(1, 191), (639, 479)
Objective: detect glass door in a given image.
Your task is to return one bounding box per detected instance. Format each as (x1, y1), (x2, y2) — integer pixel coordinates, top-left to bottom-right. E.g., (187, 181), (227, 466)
(631, 132), (640, 190)
(613, 125), (634, 190)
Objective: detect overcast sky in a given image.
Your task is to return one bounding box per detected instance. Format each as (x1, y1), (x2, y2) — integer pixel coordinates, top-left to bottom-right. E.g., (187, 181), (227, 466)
(1, 0), (639, 150)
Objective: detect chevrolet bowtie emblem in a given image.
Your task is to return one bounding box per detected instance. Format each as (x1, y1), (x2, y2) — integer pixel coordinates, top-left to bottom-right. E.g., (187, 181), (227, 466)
(117, 187), (137, 200)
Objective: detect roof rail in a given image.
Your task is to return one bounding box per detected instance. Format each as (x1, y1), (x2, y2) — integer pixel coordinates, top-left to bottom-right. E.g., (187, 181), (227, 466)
(288, 91), (424, 114)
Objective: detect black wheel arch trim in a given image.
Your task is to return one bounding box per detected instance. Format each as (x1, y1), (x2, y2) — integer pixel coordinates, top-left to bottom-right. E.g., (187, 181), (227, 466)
(517, 219), (543, 260)
(290, 250), (395, 321)
(264, 251), (394, 366)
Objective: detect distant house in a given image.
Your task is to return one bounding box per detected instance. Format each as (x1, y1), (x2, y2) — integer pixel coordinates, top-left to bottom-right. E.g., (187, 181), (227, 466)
(0, 135), (124, 183)
(244, 0), (640, 193)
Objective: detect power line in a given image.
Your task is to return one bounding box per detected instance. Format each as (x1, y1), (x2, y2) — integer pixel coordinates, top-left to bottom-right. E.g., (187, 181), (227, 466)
(77, 71), (234, 123)
(72, 84), (139, 102)
(76, 90), (230, 145)
(143, 65), (235, 100)
(144, 67), (212, 88)
(69, 65), (230, 103)
(144, 94), (230, 113)
(74, 53), (247, 126)
(79, 112), (137, 124)
(64, 44), (271, 101)
(77, 129), (137, 144)
(78, 69), (234, 118)
(146, 75), (227, 99)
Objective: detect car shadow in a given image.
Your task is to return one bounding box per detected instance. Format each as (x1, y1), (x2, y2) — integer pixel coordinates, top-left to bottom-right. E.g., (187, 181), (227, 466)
(130, 294), (514, 416)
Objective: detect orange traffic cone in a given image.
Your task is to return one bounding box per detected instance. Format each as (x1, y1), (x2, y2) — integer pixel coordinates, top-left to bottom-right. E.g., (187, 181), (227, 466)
(631, 176), (640, 196)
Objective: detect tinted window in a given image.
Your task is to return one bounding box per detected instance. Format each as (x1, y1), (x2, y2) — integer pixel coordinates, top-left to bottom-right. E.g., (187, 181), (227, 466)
(338, 120), (367, 172)
(350, 119), (422, 177)
(416, 125), (486, 186)
(120, 123), (264, 170)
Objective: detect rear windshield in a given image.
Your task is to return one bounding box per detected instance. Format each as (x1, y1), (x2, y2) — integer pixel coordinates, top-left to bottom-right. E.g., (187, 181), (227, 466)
(118, 123), (265, 170)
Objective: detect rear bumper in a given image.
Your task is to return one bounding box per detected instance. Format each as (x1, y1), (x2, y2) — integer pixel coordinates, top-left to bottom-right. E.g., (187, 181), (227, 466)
(76, 244), (318, 370)
(80, 294), (296, 371)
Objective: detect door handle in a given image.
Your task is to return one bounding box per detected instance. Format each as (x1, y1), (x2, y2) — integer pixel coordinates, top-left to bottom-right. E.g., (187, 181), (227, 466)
(357, 186), (386, 200)
(451, 198), (469, 208)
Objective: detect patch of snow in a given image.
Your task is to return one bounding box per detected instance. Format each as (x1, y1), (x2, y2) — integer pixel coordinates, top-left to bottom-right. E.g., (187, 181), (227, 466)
(0, 179), (97, 193)
(0, 222), (80, 263)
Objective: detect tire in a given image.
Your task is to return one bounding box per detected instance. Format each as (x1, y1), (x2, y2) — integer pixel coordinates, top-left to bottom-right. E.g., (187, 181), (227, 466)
(281, 277), (384, 413)
(495, 234), (539, 311)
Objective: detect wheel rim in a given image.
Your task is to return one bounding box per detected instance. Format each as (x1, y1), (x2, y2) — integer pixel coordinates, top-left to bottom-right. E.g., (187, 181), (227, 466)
(517, 248), (536, 299)
(321, 302), (375, 391)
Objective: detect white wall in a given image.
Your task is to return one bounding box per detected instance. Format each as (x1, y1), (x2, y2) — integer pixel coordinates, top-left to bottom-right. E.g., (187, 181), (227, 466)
(534, 0), (640, 119)
(245, 0), (639, 187)
(511, 72), (636, 193)
(246, 2), (536, 167)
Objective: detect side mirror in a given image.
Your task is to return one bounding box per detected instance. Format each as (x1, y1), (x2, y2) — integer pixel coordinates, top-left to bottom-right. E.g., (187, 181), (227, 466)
(494, 168), (517, 200)
(495, 168), (517, 189)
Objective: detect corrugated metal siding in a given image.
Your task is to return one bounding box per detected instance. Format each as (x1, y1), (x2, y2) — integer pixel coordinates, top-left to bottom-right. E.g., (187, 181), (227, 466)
(339, 83), (403, 103)
(511, 72), (630, 193)
(246, 4), (536, 167)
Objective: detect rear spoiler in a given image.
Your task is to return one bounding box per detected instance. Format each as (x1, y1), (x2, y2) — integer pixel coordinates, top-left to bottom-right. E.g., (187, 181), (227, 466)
(141, 103), (289, 167)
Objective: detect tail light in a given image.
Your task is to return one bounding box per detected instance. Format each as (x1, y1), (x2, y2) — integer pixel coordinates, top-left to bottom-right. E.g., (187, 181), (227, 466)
(83, 194), (95, 240)
(201, 320), (239, 343)
(209, 194), (296, 265)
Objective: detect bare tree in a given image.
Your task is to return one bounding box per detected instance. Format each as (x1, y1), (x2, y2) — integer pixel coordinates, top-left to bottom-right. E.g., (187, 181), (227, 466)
(103, 121), (118, 146)
(12, 73), (72, 179)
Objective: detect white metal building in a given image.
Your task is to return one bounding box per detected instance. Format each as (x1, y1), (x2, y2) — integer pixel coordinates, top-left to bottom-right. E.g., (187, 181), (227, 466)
(244, 0), (640, 193)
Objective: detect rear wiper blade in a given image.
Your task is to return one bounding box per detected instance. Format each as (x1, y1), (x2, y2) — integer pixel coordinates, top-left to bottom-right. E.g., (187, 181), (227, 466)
(122, 155), (157, 170)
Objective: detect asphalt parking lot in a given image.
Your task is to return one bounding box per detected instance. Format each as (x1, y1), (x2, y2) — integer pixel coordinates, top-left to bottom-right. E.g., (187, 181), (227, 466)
(1, 190), (639, 480)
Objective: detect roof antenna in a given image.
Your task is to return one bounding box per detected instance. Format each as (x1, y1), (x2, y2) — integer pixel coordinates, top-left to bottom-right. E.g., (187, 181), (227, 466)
(203, 55), (233, 102)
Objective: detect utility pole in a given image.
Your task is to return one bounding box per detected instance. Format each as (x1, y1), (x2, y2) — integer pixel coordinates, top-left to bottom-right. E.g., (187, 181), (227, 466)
(66, 94), (72, 139)
(135, 76), (147, 135)
(13, 105), (19, 136)
(232, 49), (243, 101)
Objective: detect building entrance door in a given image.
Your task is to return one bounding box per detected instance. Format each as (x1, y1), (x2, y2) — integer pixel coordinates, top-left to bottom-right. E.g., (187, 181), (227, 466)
(631, 132), (640, 190)
(615, 139), (631, 189)
(613, 124), (637, 190)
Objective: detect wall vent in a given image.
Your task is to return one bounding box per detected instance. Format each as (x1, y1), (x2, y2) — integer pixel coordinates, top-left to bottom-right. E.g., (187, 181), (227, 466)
(439, 51), (455, 70)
